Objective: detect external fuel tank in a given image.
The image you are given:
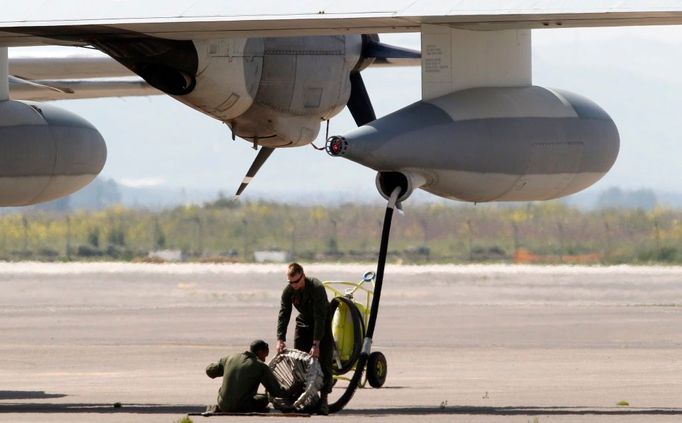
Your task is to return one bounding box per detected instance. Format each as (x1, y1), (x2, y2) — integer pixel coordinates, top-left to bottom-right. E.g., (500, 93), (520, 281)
(327, 86), (619, 203)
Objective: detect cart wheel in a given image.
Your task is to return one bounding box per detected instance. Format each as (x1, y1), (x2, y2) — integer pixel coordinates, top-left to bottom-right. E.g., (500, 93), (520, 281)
(367, 351), (387, 388)
(329, 296), (365, 375)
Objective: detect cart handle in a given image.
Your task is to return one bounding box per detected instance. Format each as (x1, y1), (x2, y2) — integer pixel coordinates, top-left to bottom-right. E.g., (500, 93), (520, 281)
(362, 271), (376, 283)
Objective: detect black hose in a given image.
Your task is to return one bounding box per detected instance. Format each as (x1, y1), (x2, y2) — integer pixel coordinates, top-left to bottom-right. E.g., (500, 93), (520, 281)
(329, 194), (397, 413)
(365, 198), (395, 340)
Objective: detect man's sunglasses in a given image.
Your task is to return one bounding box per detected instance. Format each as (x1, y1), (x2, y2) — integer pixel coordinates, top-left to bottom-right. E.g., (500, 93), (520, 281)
(288, 274), (303, 284)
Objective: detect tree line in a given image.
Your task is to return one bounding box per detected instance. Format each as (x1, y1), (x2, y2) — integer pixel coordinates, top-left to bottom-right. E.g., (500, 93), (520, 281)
(1, 197), (681, 264)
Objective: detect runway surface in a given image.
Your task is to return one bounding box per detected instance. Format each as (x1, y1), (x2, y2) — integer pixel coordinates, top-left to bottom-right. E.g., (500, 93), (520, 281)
(1, 262), (682, 422)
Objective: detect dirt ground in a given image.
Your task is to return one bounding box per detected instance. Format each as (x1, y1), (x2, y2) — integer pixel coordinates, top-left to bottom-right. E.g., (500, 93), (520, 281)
(1, 263), (682, 422)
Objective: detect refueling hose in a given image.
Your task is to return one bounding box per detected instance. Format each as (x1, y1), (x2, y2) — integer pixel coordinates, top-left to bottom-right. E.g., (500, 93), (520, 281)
(328, 187), (401, 413)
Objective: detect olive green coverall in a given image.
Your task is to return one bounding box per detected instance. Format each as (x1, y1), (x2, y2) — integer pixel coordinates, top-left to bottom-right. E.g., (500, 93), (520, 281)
(206, 351), (286, 412)
(277, 276), (334, 392)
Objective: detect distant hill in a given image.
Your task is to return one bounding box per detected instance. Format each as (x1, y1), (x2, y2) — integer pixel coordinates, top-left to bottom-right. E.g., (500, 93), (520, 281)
(1, 178), (677, 213)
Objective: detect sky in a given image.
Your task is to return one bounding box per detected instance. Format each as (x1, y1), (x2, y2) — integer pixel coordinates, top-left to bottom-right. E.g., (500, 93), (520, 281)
(9, 25), (682, 203)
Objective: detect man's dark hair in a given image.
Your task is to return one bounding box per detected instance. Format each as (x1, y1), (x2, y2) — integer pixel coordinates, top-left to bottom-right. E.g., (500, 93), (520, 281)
(249, 339), (269, 354)
(288, 262), (304, 276)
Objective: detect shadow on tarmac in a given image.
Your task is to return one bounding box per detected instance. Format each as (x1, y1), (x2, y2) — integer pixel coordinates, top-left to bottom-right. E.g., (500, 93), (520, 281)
(2, 403), (682, 416)
(0, 403), (205, 414)
(338, 405), (682, 416)
(0, 391), (67, 400)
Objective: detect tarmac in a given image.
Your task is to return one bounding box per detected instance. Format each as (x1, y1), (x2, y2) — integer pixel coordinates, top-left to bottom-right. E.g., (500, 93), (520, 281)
(1, 262), (682, 422)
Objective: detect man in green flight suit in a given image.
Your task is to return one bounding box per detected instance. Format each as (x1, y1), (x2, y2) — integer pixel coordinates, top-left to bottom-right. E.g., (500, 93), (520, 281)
(276, 262), (333, 415)
(206, 339), (287, 413)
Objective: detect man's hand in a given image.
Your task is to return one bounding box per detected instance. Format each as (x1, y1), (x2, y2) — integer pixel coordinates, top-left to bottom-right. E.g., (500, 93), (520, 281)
(276, 339), (286, 354)
(309, 343), (320, 359)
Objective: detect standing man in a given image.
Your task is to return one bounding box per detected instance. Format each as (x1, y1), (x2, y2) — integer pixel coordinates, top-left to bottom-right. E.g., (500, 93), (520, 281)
(206, 339), (287, 413)
(276, 262), (333, 415)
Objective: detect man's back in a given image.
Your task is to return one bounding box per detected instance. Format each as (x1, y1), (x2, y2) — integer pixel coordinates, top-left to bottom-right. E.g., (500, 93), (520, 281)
(207, 351), (269, 412)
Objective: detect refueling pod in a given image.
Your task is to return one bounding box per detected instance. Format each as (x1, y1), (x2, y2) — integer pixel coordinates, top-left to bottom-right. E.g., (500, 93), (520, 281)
(327, 86), (619, 203)
(0, 100), (106, 206)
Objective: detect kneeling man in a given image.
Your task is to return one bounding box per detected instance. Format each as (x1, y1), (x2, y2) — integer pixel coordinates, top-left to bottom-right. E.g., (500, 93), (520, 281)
(206, 339), (286, 413)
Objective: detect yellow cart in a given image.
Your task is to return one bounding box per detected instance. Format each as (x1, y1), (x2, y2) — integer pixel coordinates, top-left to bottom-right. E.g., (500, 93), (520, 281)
(323, 271), (387, 388)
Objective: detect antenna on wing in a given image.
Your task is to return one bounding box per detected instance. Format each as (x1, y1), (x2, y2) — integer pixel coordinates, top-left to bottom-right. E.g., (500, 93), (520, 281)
(235, 146), (275, 196)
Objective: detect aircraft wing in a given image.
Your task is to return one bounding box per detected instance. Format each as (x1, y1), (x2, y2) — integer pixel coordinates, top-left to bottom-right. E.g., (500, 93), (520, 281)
(10, 55), (133, 79)
(9, 76), (158, 101)
(6, 1), (679, 101)
(3, 1), (682, 46)
(8, 53), (158, 101)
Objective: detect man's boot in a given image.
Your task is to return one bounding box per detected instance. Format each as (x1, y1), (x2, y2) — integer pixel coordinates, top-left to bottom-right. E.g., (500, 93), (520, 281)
(204, 404), (220, 414)
(317, 392), (329, 415)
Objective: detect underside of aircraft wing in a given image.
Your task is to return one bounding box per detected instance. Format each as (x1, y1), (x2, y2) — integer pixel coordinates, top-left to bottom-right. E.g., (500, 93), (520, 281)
(10, 55), (133, 79)
(8, 54), (158, 100)
(3, 1), (682, 45)
(9, 76), (158, 101)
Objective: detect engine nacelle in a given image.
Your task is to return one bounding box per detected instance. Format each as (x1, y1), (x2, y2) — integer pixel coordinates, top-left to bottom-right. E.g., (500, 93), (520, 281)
(97, 35), (363, 148)
(184, 38), (264, 121)
(185, 35), (362, 147)
(0, 100), (106, 206)
(328, 86), (619, 203)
